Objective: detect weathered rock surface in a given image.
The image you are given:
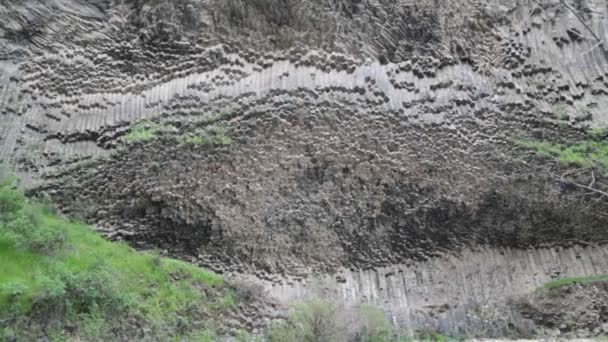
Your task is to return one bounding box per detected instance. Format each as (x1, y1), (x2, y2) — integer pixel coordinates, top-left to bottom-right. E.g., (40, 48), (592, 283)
(261, 244), (608, 336)
(517, 279), (608, 338)
(2, 0), (608, 336)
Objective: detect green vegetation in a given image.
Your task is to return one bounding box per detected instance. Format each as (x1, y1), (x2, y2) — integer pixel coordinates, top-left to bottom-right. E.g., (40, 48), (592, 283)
(575, 104), (592, 121)
(515, 131), (608, 172)
(356, 304), (393, 342)
(553, 103), (570, 122)
(123, 120), (176, 143)
(590, 127), (608, 140)
(413, 329), (461, 342)
(22, 141), (45, 162)
(266, 298), (340, 342)
(180, 124), (234, 146)
(537, 274), (608, 292)
(265, 297), (457, 342)
(0, 179), (230, 341)
(123, 120), (234, 147)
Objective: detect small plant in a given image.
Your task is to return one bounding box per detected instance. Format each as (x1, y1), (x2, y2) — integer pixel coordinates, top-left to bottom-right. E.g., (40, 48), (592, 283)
(0, 180), (65, 254)
(123, 120), (176, 143)
(356, 304), (393, 342)
(553, 103), (570, 122)
(537, 274), (608, 291)
(414, 327), (449, 341)
(22, 141), (45, 162)
(236, 328), (263, 342)
(180, 124), (234, 146)
(228, 278), (266, 304)
(220, 290), (236, 309)
(515, 137), (608, 172)
(464, 304), (512, 338)
(575, 105), (593, 122)
(266, 299), (413, 342)
(267, 298), (346, 342)
(590, 127), (608, 140)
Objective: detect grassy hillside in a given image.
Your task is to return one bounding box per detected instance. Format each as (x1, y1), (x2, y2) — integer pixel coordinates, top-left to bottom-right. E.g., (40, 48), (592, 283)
(0, 179), (232, 341)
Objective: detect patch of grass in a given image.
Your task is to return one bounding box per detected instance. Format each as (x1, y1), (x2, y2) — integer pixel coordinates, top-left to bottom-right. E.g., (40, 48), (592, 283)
(515, 135), (608, 172)
(537, 274), (608, 291)
(0, 179), (227, 340)
(553, 103), (570, 121)
(590, 127), (608, 140)
(123, 120), (176, 143)
(123, 120), (234, 148)
(180, 124), (234, 146)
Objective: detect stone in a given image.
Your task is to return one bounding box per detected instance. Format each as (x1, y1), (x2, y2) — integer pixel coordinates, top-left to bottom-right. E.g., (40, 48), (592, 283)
(1, 0), (608, 338)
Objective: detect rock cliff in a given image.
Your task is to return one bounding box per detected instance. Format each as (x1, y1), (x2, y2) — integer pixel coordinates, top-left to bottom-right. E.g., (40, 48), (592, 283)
(1, 0), (608, 337)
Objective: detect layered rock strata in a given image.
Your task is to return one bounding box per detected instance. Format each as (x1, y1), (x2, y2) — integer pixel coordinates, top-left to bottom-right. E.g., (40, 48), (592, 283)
(1, 0), (608, 335)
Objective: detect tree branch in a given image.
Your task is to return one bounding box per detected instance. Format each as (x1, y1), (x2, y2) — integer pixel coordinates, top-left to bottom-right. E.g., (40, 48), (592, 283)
(552, 172), (608, 197)
(589, 169), (596, 188)
(559, 0), (608, 60)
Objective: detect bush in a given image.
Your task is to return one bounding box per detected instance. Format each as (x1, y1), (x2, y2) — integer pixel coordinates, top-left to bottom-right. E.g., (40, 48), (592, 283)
(0, 181), (65, 253)
(228, 277), (266, 304)
(180, 124), (234, 146)
(463, 304), (512, 338)
(356, 304), (393, 342)
(267, 299), (405, 342)
(267, 319), (299, 342)
(414, 328), (449, 341)
(123, 120), (176, 143)
(267, 298), (347, 342)
(31, 263), (130, 323)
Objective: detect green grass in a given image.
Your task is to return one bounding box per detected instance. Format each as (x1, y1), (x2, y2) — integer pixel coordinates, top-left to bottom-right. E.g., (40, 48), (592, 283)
(0, 179), (228, 340)
(515, 133), (608, 172)
(123, 120), (176, 143)
(180, 124), (234, 146)
(590, 127), (608, 140)
(537, 274), (608, 291)
(124, 120), (234, 148)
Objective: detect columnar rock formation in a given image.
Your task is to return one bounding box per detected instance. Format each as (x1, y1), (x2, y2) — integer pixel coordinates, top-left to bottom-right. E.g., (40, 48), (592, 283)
(1, 0), (608, 336)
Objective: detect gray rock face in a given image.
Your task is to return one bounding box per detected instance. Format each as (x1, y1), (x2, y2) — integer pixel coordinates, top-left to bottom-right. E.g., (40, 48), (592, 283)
(517, 274), (608, 339)
(264, 245), (608, 336)
(2, 0), (608, 336)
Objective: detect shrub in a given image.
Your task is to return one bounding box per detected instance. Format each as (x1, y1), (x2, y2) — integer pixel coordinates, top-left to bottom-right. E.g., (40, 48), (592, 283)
(267, 319), (299, 342)
(180, 124), (234, 146)
(266, 299), (427, 342)
(123, 120), (176, 143)
(267, 298), (347, 342)
(356, 304), (393, 342)
(228, 277), (266, 304)
(0, 181), (65, 253)
(0, 178), (25, 214)
(236, 328), (263, 342)
(464, 304), (512, 338)
(553, 104), (570, 121)
(32, 264), (129, 321)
